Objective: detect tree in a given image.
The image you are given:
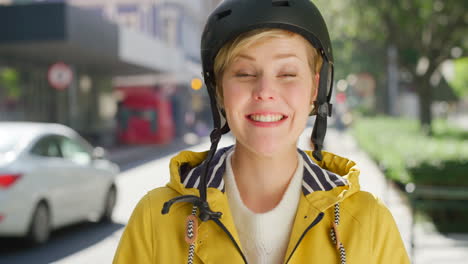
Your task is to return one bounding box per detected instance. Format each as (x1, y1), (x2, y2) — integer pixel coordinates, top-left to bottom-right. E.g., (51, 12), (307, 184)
(353, 0), (468, 132)
(314, 0), (390, 114)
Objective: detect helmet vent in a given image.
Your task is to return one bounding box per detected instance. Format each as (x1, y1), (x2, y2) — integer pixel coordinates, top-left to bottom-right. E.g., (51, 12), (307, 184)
(215, 9), (232, 20)
(272, 0), (290, 7)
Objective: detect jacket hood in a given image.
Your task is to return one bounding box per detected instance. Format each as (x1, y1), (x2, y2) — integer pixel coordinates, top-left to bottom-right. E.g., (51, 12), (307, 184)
(167, 145), (360, 212)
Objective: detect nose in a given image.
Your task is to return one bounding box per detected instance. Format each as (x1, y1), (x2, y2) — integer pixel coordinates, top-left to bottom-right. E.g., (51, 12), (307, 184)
(253, 76), (276, 101)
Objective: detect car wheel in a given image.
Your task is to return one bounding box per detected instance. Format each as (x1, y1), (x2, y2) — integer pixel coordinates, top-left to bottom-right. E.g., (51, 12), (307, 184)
(27, 202), (50, 245)
(100, 186), (116, 222)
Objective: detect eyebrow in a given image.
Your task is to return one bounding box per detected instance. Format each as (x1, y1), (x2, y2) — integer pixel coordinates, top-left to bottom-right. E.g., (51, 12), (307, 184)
(274, 53), (299, 60)
(237, 54), (255, 61)
(236, 53), (299, 61)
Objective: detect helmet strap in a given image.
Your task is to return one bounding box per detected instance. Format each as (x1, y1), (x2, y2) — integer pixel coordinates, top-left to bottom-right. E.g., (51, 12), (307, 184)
(161, 77), (229, 222)
(199, 78), (230, 201)
(311, 60), (333, 161)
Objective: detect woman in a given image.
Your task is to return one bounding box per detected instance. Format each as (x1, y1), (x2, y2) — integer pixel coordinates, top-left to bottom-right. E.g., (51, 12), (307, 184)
(113, 0), (410, 263)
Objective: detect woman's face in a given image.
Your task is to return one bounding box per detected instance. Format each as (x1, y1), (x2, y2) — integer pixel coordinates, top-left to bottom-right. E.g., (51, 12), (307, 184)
(222, 34), (318, 157)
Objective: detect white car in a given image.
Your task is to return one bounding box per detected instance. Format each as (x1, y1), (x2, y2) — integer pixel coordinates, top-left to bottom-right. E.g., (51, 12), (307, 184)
(0, 122), (119, 245)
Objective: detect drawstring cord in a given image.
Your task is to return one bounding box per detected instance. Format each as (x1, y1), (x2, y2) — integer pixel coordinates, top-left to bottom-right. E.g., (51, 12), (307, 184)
(186, 206), (198, 264)
(162, 126), (228, 264)
(330, 203), (347, 264)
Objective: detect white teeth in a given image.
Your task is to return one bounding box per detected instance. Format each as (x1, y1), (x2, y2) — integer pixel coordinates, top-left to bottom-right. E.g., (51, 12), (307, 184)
(250, 114), (284, 122)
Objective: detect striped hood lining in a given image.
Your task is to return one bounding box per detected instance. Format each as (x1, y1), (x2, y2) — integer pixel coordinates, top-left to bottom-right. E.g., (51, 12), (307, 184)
(180, 145), (348, 195)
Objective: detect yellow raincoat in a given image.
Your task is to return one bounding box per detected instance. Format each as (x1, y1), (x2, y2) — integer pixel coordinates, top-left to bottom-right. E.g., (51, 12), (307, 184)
(114, 147), (410, 263)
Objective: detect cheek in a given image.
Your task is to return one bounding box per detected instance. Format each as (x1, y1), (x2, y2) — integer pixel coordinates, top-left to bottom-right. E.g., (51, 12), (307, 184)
(222, 83), (242, 124)
(286, 84), (313, 114)
(222, 81), (249, 109)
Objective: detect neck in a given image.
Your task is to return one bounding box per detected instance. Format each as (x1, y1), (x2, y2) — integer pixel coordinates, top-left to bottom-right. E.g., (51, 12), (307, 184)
(231, 143), (299, 213)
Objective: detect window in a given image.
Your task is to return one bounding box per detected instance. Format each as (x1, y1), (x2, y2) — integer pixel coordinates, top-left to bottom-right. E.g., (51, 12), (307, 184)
(59, 137), (92, 165)
(119, 107), (158, 132)
(30, 136), (62, 158)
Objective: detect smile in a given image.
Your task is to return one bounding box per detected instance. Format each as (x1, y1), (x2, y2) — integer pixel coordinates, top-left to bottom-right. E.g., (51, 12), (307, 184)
(247, 113), (287, 123)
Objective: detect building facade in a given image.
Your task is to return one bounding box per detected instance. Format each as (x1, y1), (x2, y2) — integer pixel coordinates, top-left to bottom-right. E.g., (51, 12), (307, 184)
(0, 0), (220, 146)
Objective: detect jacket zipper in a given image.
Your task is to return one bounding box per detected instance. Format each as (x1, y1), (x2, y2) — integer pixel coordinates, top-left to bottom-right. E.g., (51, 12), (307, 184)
(213, 218), (249, 263)
(211, 212), (324, 264)
(284, 212), (325, 264)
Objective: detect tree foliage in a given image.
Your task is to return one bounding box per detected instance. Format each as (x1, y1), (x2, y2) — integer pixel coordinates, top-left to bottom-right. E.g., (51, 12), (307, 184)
(0, 68), (21, 99)
(450, 57), (468, 98)
(364, 0), (467, 130)
(313, 0), (468, 130)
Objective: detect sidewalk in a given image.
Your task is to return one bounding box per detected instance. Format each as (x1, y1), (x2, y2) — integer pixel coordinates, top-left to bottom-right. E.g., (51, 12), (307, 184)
(321, 127), (468, 264)
(105, 137), (201, 171)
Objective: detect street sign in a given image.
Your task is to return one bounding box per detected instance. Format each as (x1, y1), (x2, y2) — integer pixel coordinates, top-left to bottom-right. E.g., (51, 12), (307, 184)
(48, 62), (73, 90)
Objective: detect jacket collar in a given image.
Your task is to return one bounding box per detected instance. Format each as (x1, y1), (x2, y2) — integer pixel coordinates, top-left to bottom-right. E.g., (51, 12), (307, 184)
(176, 145), (349, 196)
(166, 146), (361, 263)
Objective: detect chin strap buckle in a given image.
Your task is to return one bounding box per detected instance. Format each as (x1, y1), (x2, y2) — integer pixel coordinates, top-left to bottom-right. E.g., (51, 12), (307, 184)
(162, 195), (222, 222)
(311, 101), (333, 117)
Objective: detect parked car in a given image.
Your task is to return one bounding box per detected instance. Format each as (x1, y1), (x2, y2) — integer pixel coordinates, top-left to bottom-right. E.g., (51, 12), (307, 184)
(0, 122), (119, 245)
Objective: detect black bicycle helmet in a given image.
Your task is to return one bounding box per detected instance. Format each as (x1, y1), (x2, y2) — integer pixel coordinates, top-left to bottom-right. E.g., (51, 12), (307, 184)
(163, 0), (334, 223)
(202, 0), (334, 158)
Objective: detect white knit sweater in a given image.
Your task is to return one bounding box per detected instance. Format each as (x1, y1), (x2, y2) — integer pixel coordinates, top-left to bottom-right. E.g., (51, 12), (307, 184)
(224, 150), (304, 264)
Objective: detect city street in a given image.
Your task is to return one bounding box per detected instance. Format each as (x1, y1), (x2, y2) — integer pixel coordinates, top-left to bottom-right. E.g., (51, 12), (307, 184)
(1, 0), (466, 263)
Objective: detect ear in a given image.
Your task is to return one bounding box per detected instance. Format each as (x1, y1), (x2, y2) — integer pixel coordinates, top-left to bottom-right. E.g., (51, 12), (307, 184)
(311, 73), (320, 103)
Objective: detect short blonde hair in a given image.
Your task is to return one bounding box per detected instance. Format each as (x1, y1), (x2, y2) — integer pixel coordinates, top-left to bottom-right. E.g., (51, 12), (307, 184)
(213, 28), (323, 105)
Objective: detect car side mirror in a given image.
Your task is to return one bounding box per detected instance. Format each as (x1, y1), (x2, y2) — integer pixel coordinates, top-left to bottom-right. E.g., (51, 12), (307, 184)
(92, 146), (106, 160)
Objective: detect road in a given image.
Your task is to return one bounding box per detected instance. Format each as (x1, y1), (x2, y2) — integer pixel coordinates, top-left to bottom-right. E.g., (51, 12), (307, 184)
(0, 135), (236, 264)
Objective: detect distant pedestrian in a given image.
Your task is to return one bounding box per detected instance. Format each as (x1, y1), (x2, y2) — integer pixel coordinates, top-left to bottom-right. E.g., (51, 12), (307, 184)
(113, 0), (409, 263)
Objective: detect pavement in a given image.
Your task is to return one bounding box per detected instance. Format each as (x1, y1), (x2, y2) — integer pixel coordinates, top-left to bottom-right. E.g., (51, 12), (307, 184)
(320, 127), (468, 264)
(106, 137), (198, 171)
(449, 113), (468, 131)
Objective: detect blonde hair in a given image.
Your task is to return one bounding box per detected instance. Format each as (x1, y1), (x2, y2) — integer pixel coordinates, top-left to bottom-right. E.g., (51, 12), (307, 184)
(213, 28), (323, 105)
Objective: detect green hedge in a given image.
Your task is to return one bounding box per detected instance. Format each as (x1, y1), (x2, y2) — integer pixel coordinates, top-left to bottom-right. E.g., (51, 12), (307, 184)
(351, 117), (468, 232)
(351, 117), (468, 187)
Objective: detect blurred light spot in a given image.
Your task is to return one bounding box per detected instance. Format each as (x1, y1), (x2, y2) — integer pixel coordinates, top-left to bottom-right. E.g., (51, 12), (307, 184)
(441, 60), (455, 81)
(191, 78), (203, 90)
(405, 183), (415, 193)
(347, 74), (357, 86)
(434, 1), (444, 12)
(342, 112), (353, 126)
(451, 47), (463, 58)
(183, 133), (199, 145)
(416, 57), (429, 76)
(80, 75), (92, 93)
(337, 79), (348, 92)
(99, 93), (117, 119)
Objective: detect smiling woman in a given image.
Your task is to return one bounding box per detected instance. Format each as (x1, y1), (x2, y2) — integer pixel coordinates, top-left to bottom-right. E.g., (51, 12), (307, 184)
(113, 1), (410, 263)
(220, 30), (317, 158)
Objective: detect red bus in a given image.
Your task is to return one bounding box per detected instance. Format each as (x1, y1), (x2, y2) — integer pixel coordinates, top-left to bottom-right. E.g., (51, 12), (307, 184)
(116, 86), (175, 144)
